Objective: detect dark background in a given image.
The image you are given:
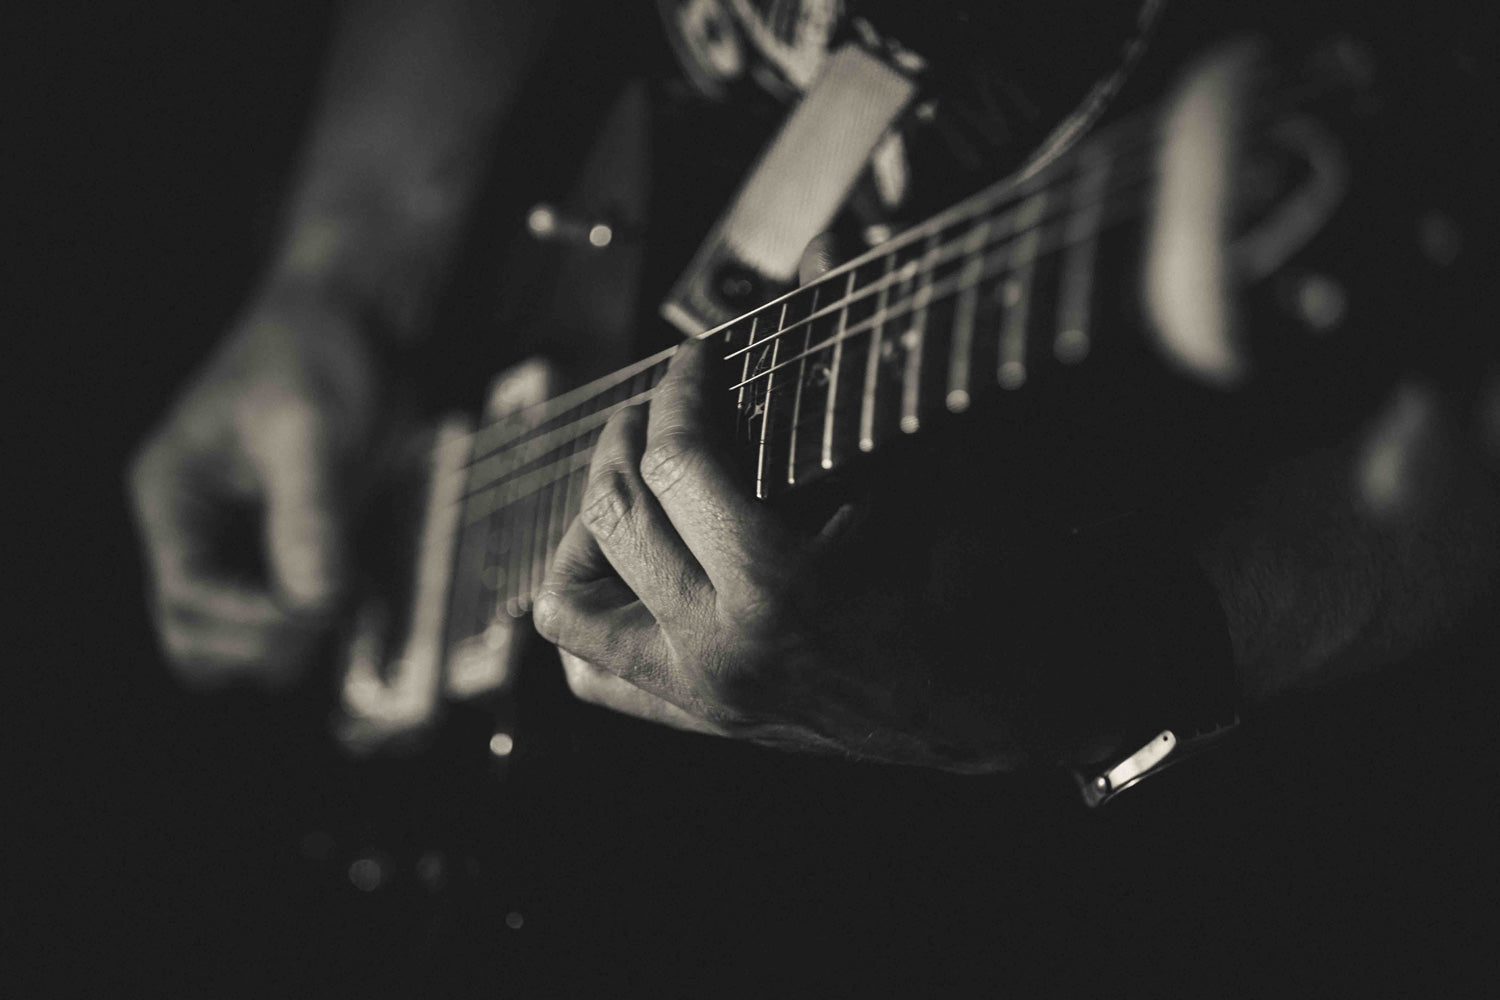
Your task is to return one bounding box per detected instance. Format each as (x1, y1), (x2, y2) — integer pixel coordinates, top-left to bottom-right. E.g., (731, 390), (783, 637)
(12, 2), (1500, 996)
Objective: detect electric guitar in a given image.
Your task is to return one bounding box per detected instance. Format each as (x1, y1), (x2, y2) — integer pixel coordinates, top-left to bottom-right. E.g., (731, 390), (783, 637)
(287, 8), (1488, 985)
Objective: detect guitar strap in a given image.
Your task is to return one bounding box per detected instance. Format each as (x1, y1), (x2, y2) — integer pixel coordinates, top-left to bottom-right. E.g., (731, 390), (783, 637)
(660, 42), (915, 335)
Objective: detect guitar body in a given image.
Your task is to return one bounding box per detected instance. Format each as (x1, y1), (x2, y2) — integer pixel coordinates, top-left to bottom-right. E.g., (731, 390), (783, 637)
(286, 3), (1494, 992)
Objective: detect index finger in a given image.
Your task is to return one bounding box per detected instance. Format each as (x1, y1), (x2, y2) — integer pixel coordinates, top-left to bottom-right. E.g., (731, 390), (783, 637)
(638, 339), (796, 604)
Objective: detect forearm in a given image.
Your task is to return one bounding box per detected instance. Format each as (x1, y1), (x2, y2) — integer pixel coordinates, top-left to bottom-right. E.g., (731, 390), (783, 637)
(267, 0), (562, 341)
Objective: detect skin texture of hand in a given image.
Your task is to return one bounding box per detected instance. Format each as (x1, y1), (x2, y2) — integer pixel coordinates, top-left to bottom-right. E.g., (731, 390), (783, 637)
(129, 285), (383, 686)
(533, 339), (1039, 773)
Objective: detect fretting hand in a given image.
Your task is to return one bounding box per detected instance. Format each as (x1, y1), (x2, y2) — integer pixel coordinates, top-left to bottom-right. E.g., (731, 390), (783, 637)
(533, 339), (1049, 773)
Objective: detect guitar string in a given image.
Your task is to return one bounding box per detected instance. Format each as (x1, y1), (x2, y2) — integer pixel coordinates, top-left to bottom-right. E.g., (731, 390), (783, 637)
(484, 181), (1145, 607)
(707, 61), (1335, 381)
(461, 154), (1151, 509)
(465, 178), (1149, 531)
(464, 66), (1335, 476)
(475, 73), (1345, 605)
(462, 108), (1168, 470)
(459, 156), (1152, 506)
(482, 89), (1332, 604)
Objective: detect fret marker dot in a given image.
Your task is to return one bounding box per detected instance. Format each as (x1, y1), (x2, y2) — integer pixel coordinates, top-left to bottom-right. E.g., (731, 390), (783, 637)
(946, 390), (971, 413)
(900, 330), (921, 352)
(900, 415), (920, 434)
(999, 362), (1027, 390)
(1055, 328), (1090, 364)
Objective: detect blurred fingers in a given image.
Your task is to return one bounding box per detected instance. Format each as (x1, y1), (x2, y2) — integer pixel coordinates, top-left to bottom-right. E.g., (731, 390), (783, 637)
(238, 396), (350, 613)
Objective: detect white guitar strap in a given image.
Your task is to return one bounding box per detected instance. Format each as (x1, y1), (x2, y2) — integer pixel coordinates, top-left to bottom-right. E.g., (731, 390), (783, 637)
(660, 42), (915, 335)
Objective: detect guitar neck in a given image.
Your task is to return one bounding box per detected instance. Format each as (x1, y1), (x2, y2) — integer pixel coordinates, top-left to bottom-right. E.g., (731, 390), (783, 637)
(456, 107), (1158, 618)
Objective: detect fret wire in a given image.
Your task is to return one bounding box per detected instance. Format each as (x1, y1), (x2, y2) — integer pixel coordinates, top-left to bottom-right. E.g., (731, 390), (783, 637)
(526, 476), (553, 610)
(785, 288), (814, 485)
(736, 315), (758, 426)
(1056, 147), (1111, 364)
(859, 252), (895, 453)
(998, 191), (1048, 390)
(820, 270), (857, 470)
(755, 303), (787, 499)
(900, 235), (939, 434)
(944, 220), (992, 413)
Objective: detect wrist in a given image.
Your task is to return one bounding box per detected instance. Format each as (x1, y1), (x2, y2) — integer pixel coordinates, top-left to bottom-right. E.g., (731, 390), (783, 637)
(267, 203), (457, 346)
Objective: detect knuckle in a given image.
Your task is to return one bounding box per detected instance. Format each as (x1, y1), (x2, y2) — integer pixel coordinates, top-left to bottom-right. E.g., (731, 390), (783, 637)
(580, 469), (634, 541)
(639, 430), (703, 497)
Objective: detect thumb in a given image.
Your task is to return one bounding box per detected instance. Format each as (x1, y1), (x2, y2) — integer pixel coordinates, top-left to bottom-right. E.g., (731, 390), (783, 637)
(245, 401), (350, 613)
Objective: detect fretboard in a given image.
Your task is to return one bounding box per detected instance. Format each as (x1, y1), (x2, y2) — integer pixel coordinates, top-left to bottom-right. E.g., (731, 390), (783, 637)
(452, 104), (1160, 622)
